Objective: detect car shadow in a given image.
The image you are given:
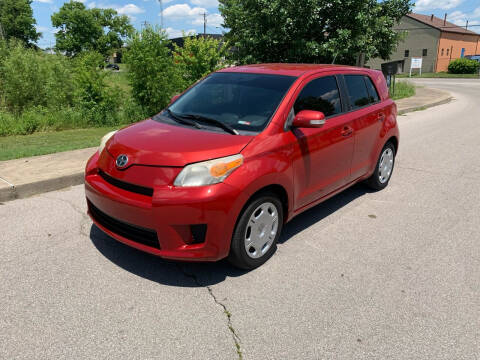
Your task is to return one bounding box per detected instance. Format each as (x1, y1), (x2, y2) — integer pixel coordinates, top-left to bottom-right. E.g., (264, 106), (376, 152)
(89, 184), (370, 287)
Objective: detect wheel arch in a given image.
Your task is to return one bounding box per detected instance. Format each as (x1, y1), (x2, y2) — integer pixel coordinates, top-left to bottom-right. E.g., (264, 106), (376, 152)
(386, 135), (399, 154)
(245, 184), (289, 223)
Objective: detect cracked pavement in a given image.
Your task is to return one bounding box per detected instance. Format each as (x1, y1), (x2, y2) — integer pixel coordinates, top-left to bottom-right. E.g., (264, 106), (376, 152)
(1, 78), (480, 359)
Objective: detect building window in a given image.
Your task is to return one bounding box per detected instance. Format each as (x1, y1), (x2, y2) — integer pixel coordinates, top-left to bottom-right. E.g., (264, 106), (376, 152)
(441, 48), (444, 56)
(422, 49), (428, 56)
(446, 48), (450, 56)
(404, 50), (409, 57)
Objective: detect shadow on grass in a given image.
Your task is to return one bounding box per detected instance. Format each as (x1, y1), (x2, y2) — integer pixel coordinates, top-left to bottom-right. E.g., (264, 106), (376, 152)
(90, 184), (369, 287)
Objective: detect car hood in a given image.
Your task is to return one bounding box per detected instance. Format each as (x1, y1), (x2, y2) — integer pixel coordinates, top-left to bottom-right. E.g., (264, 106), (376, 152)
(106, 119), (254, 167)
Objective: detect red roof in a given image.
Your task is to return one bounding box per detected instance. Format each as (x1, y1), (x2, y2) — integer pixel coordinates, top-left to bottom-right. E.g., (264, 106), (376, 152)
(218, 63), (362, 77)
(406, 13), (480, 35)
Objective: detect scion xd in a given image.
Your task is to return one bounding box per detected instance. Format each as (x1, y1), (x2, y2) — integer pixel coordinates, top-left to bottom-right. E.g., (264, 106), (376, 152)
(85, 64), (399, 269)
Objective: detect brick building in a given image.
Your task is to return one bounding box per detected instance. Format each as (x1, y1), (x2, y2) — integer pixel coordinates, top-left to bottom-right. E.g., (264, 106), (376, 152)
(368, 13), (480, 73)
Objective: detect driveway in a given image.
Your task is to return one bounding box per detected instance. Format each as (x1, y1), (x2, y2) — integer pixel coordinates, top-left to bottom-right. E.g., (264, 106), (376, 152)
(1, 78), (480, 359)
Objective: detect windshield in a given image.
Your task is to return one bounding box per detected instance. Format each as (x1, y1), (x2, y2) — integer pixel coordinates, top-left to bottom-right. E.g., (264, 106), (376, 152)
(165, 72), (297, 134)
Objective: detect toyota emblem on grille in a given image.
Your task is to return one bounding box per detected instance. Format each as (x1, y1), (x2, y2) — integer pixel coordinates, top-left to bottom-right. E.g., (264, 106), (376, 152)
(116, 154), (129, 168)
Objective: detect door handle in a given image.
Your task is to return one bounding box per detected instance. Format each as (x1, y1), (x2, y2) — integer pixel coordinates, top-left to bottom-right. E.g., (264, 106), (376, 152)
(378, 113), (385, 122)
(341, 126), (353, 137)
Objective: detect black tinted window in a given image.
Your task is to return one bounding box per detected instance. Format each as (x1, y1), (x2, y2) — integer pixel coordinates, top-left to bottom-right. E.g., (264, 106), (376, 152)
(344, 75), (370, 109)
(294, 76), (341, 116)
(364, 76), (380, 103)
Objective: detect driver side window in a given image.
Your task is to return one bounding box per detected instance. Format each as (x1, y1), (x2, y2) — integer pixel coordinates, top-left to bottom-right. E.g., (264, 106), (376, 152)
(293, 76), (342, 117)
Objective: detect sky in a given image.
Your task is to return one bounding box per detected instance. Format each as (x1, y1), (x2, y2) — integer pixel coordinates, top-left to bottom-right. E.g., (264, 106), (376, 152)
(32, 0), (480, 49)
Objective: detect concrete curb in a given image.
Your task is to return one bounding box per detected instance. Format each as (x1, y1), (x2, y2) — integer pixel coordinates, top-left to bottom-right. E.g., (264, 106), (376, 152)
(398, 96), (453, 115)
(0, 172), (84, 203)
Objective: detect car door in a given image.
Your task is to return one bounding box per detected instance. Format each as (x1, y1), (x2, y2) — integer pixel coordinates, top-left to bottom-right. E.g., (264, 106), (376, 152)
(342, 74), (385, 180)
(286, 74), (355, 210)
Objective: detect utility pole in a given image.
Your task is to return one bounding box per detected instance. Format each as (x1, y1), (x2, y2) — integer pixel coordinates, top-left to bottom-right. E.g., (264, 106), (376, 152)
(202, 12), (207, 35)
(158, 0), (164, 29)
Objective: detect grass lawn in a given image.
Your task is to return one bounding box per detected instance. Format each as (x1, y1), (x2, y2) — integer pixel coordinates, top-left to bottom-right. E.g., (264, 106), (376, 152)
(104, 64), (131, 93)
(0, 127), (117, 161)
(390, 81), (415, 100)
(397, 72), (479, 79)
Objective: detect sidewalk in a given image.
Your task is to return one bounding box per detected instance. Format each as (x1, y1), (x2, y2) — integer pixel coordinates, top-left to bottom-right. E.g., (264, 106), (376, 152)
(0, 147), (96, 202)
(396, 85), (452, 114)
(0, 85), (452, 202)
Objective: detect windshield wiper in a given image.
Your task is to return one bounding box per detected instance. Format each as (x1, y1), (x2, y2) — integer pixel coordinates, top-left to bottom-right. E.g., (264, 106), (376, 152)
(165, 109), (203, 129)
(179, 113), (239, 135)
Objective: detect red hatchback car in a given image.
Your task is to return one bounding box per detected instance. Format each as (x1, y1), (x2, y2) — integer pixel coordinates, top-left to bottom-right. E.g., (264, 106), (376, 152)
(85, 64), (399, 269)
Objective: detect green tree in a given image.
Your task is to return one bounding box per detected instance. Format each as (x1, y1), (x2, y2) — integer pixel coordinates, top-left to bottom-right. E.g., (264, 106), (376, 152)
(219, 0), (412, 64)
(0, 0), (40, 45)
(173, 34), (230, 85)
(51, 1), (133, 57)
(124, 26), (183, 115)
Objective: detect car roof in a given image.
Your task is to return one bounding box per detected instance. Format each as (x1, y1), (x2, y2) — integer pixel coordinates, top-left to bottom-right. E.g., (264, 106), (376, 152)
(217, 63), (368, 77)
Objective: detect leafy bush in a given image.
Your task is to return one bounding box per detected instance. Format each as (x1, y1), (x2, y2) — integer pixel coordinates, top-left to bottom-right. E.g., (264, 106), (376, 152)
(71, 51), (122, 125)
(0, 106), (87, 136)
(124, 26), (184, 115)
(0, 42), (48, 112)
(0, 40), (75, 113)
(448, 58), (480, 74)
(0, 41), (143, 135)
(119, 97), (149, 124)
(173, 34), (230, 85)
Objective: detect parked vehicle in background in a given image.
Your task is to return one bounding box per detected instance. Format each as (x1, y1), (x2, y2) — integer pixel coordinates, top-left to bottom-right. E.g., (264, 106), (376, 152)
(85, 64), (399, 269)
(105, 63), (120, 70)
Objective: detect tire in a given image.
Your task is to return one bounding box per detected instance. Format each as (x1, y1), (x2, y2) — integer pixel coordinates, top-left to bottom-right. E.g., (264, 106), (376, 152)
(228, 193), (284, 270)
(365, 141), (396, 190)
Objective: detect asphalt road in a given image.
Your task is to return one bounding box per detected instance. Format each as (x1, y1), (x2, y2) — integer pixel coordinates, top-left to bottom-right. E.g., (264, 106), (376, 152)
(1, 78), (480, 359)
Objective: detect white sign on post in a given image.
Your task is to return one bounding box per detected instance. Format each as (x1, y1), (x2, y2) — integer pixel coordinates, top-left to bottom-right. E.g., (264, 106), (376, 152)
(410, 57), (423, 76)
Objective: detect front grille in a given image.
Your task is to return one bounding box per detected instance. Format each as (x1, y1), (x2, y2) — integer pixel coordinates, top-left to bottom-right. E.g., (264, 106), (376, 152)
(98, 170), (153, 197)
(88, 200), (160, 249)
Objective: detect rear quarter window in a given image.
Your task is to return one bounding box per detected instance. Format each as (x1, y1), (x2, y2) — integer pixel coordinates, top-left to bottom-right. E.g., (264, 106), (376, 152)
(364, 76), (380, 103)
(344, 75), (370, 110)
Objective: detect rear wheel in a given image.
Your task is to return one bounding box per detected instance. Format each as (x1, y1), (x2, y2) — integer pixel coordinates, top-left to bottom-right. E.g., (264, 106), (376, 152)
(228, 193), (284, 270)
(365, 142), (396, 190)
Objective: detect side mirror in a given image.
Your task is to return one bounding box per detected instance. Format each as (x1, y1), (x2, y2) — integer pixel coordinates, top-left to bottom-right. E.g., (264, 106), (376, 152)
(170, 94), (180, 104)
(292, 110), (326, 128)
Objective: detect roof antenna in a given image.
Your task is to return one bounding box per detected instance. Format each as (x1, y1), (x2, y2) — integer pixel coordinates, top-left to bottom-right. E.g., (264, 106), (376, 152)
(444, 13), (447, 25)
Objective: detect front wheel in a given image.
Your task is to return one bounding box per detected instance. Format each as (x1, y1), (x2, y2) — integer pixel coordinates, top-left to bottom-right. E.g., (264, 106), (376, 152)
(365, 142), (396, 190)
(228, 193), (284, 270)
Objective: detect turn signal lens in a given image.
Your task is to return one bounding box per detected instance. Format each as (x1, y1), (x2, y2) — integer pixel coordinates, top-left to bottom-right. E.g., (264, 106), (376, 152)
(210, 157), (243, 178)
(174, 154), (244, 187)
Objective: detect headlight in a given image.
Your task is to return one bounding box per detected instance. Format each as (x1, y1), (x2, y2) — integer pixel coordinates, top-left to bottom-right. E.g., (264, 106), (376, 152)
(98, 130), (117, 154)
(174, 154), (244, 187)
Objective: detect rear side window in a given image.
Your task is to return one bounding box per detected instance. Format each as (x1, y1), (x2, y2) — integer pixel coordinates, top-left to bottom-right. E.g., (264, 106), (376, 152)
(344, 75), (370, 110)
(294, 76), (342, 117)
(364, 76), (380, 103)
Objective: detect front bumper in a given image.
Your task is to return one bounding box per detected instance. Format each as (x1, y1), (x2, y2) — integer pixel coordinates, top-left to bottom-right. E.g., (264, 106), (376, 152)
(85, 152), (244, 261)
